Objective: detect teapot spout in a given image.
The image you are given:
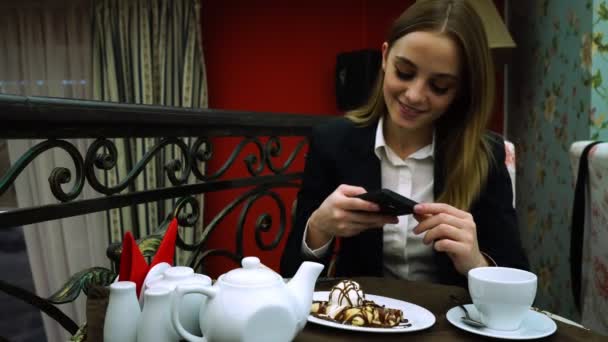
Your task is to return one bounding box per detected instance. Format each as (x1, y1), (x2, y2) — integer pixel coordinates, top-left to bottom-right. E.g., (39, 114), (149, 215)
(286, 261), (324, 330)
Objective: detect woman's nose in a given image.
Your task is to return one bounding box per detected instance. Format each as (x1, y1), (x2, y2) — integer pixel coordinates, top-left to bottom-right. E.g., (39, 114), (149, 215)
(404, 79), (425, 105)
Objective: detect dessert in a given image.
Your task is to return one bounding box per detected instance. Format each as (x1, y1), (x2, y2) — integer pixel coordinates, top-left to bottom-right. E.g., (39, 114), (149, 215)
(310, 280), (411, 328)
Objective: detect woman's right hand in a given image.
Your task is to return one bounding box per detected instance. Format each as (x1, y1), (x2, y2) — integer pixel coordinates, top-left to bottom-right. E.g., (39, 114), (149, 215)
(305, 184), (399, 249)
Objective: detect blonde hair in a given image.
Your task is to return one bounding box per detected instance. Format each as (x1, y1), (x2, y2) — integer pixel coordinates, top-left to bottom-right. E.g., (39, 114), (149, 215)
(346, 0), (495, 210)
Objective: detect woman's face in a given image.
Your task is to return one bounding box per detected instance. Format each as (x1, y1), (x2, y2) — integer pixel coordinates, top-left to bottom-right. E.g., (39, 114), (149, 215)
(381, 30), (462, 133)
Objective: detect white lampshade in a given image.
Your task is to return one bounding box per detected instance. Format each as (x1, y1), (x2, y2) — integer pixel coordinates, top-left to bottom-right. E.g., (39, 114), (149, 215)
(466, 0), (515, 49)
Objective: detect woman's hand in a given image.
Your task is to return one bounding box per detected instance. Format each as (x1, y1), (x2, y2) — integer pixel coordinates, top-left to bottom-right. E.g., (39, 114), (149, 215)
(413, 203), (488, 275)
(306, 184), (399, 249)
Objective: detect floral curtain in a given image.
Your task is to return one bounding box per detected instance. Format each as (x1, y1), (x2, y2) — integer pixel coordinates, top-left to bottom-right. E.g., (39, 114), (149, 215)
(92, 0), (207, 265)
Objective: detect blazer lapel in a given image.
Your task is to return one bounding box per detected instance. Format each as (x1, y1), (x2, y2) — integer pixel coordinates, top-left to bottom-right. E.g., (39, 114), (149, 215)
(345, 122), (381, 191)
(433, 138), (445, 198)
(340, 121), (383, 276)
(431, 140), (463, 285)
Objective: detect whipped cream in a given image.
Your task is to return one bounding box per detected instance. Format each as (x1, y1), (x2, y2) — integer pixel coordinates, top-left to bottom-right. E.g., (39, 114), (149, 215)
(329, 280), (365, 307)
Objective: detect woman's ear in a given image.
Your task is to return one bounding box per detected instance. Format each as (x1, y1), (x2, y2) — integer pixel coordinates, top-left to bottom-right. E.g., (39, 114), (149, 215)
(381, 42), (389, 72)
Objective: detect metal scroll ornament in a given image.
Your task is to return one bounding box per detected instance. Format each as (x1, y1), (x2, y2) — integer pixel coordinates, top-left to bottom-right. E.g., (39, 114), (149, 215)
(0, 139), (84, 202)
(84, 137), (191, 195)
(191, 136), (265, 181)
(187, 183), (298, 271)
(264, 136), (308, 174)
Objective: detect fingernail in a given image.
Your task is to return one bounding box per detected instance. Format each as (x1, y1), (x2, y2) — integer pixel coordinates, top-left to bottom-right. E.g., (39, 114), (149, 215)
(414, 204), (423, 211)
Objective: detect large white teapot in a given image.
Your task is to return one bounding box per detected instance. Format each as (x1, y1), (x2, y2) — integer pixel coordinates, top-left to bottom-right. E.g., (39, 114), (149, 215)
(171, 256), (323, 342)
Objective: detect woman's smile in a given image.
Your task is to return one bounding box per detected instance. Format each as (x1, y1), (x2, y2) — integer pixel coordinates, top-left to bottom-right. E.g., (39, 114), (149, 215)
(398, 102), (426, 120)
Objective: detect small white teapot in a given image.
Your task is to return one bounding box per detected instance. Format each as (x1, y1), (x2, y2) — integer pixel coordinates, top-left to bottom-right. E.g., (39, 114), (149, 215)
(146, 266), (211, 337)
(171, 256), (324, 342)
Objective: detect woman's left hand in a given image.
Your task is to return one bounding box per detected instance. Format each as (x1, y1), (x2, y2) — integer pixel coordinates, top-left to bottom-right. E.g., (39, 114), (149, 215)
(413, 203), (488, 275)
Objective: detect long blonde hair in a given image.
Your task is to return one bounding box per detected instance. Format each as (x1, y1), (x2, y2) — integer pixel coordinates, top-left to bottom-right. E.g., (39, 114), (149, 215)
(346, 0), (495, 210)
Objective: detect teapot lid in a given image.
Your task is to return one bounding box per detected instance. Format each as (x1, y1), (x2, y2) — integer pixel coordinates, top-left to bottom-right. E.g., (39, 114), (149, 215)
(222, 257), (281, 286)
(147, 266), (211, 290)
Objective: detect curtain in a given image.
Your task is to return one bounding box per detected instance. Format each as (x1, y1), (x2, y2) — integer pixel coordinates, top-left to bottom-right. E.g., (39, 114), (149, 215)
(92, 0), (208, 265)
(0, 2), (106, 342)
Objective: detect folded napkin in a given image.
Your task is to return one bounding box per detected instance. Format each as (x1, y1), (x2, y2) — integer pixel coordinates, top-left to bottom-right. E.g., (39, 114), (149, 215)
(118, 218), (179, 296)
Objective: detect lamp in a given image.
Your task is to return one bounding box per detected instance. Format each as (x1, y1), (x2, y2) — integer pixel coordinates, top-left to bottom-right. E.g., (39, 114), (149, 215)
(416, 0), (516, 65)
(467, 0), (515, 65)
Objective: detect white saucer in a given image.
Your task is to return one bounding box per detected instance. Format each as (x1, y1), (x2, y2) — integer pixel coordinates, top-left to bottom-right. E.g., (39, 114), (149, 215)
(446, 304), (557, 340)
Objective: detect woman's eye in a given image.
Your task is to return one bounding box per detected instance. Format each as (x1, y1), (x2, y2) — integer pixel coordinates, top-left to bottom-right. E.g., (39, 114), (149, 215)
(396, 70), (414, 80)
(430, 83), (449, 95)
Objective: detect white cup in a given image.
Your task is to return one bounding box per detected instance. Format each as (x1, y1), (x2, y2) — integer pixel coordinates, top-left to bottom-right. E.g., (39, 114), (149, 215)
(468, 267), (537, 331)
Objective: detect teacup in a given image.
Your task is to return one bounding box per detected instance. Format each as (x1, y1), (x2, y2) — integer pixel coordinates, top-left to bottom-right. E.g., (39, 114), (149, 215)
(468, 267), (537, 331)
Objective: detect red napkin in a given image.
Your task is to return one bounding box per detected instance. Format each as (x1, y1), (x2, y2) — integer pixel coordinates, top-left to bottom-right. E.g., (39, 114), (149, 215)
(150, 217), (178, 268)
(117, 217), (179, 296)
(118, 231), (148, 295)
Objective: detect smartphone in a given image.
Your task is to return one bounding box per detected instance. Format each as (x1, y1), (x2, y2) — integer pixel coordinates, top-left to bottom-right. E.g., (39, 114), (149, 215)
(355, 189), (418, 216)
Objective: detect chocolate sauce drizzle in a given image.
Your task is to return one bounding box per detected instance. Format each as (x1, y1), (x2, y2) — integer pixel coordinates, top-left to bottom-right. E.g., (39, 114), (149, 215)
(311, 280), (411, 329)
(311, 301), (411, 328)
(328, 280), (364, 307)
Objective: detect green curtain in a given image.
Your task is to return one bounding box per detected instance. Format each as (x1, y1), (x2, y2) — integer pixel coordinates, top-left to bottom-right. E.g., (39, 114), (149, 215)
(92, 0), (207, 266)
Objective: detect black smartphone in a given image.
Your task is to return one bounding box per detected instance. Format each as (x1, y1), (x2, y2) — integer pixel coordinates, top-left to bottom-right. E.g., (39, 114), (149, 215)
(355, 189), (418, 216)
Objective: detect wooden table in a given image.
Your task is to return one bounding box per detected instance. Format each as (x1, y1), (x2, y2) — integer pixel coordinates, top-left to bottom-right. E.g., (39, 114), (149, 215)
(295, 277), (605, 342)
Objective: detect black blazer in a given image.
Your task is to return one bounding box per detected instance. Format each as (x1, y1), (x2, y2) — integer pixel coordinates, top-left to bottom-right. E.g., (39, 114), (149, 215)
(280, 117), (529, 286)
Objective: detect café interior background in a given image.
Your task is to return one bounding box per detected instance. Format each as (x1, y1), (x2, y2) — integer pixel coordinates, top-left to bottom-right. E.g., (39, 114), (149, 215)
(1, 1), (608, 340)
(509, 0), (608, 320)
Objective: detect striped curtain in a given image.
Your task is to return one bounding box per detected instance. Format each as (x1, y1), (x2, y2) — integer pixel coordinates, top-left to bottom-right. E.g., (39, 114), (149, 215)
(1, 3), (102, 341)
(92, 0), (207, 265)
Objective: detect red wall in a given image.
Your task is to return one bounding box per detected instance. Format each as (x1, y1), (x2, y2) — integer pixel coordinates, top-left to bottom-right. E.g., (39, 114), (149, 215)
(202, 0), (414, 115)
(201, 0), (504, 277)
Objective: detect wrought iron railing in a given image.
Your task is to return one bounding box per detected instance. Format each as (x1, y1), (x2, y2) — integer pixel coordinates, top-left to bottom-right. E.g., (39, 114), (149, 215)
(0, 94), (331, 338)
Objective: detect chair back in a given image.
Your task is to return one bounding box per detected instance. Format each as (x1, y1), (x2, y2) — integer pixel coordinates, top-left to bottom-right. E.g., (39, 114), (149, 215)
(569, 141), (608, 335)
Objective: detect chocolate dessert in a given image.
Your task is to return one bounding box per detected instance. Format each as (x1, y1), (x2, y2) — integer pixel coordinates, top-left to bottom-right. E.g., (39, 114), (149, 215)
(310, 280), (411, 328)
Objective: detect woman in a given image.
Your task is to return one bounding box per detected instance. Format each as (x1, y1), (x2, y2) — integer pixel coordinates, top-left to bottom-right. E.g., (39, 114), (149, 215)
(281, 0), (528, 286)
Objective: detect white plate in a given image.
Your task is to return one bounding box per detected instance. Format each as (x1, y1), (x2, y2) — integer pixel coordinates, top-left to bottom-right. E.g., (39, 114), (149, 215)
(446, 304), (557, 340)
(307, 291), (435, 333)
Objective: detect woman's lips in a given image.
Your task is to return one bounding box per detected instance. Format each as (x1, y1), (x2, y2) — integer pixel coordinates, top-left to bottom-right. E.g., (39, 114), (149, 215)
(398, 103), (425, 119)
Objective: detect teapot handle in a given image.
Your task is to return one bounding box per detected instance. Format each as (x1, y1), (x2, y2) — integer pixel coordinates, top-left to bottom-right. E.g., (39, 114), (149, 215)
(171, 284), (217, 342)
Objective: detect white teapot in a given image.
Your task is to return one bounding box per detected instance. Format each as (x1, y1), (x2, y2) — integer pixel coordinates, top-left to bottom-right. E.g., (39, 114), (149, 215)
(171, 256), (324, 342)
